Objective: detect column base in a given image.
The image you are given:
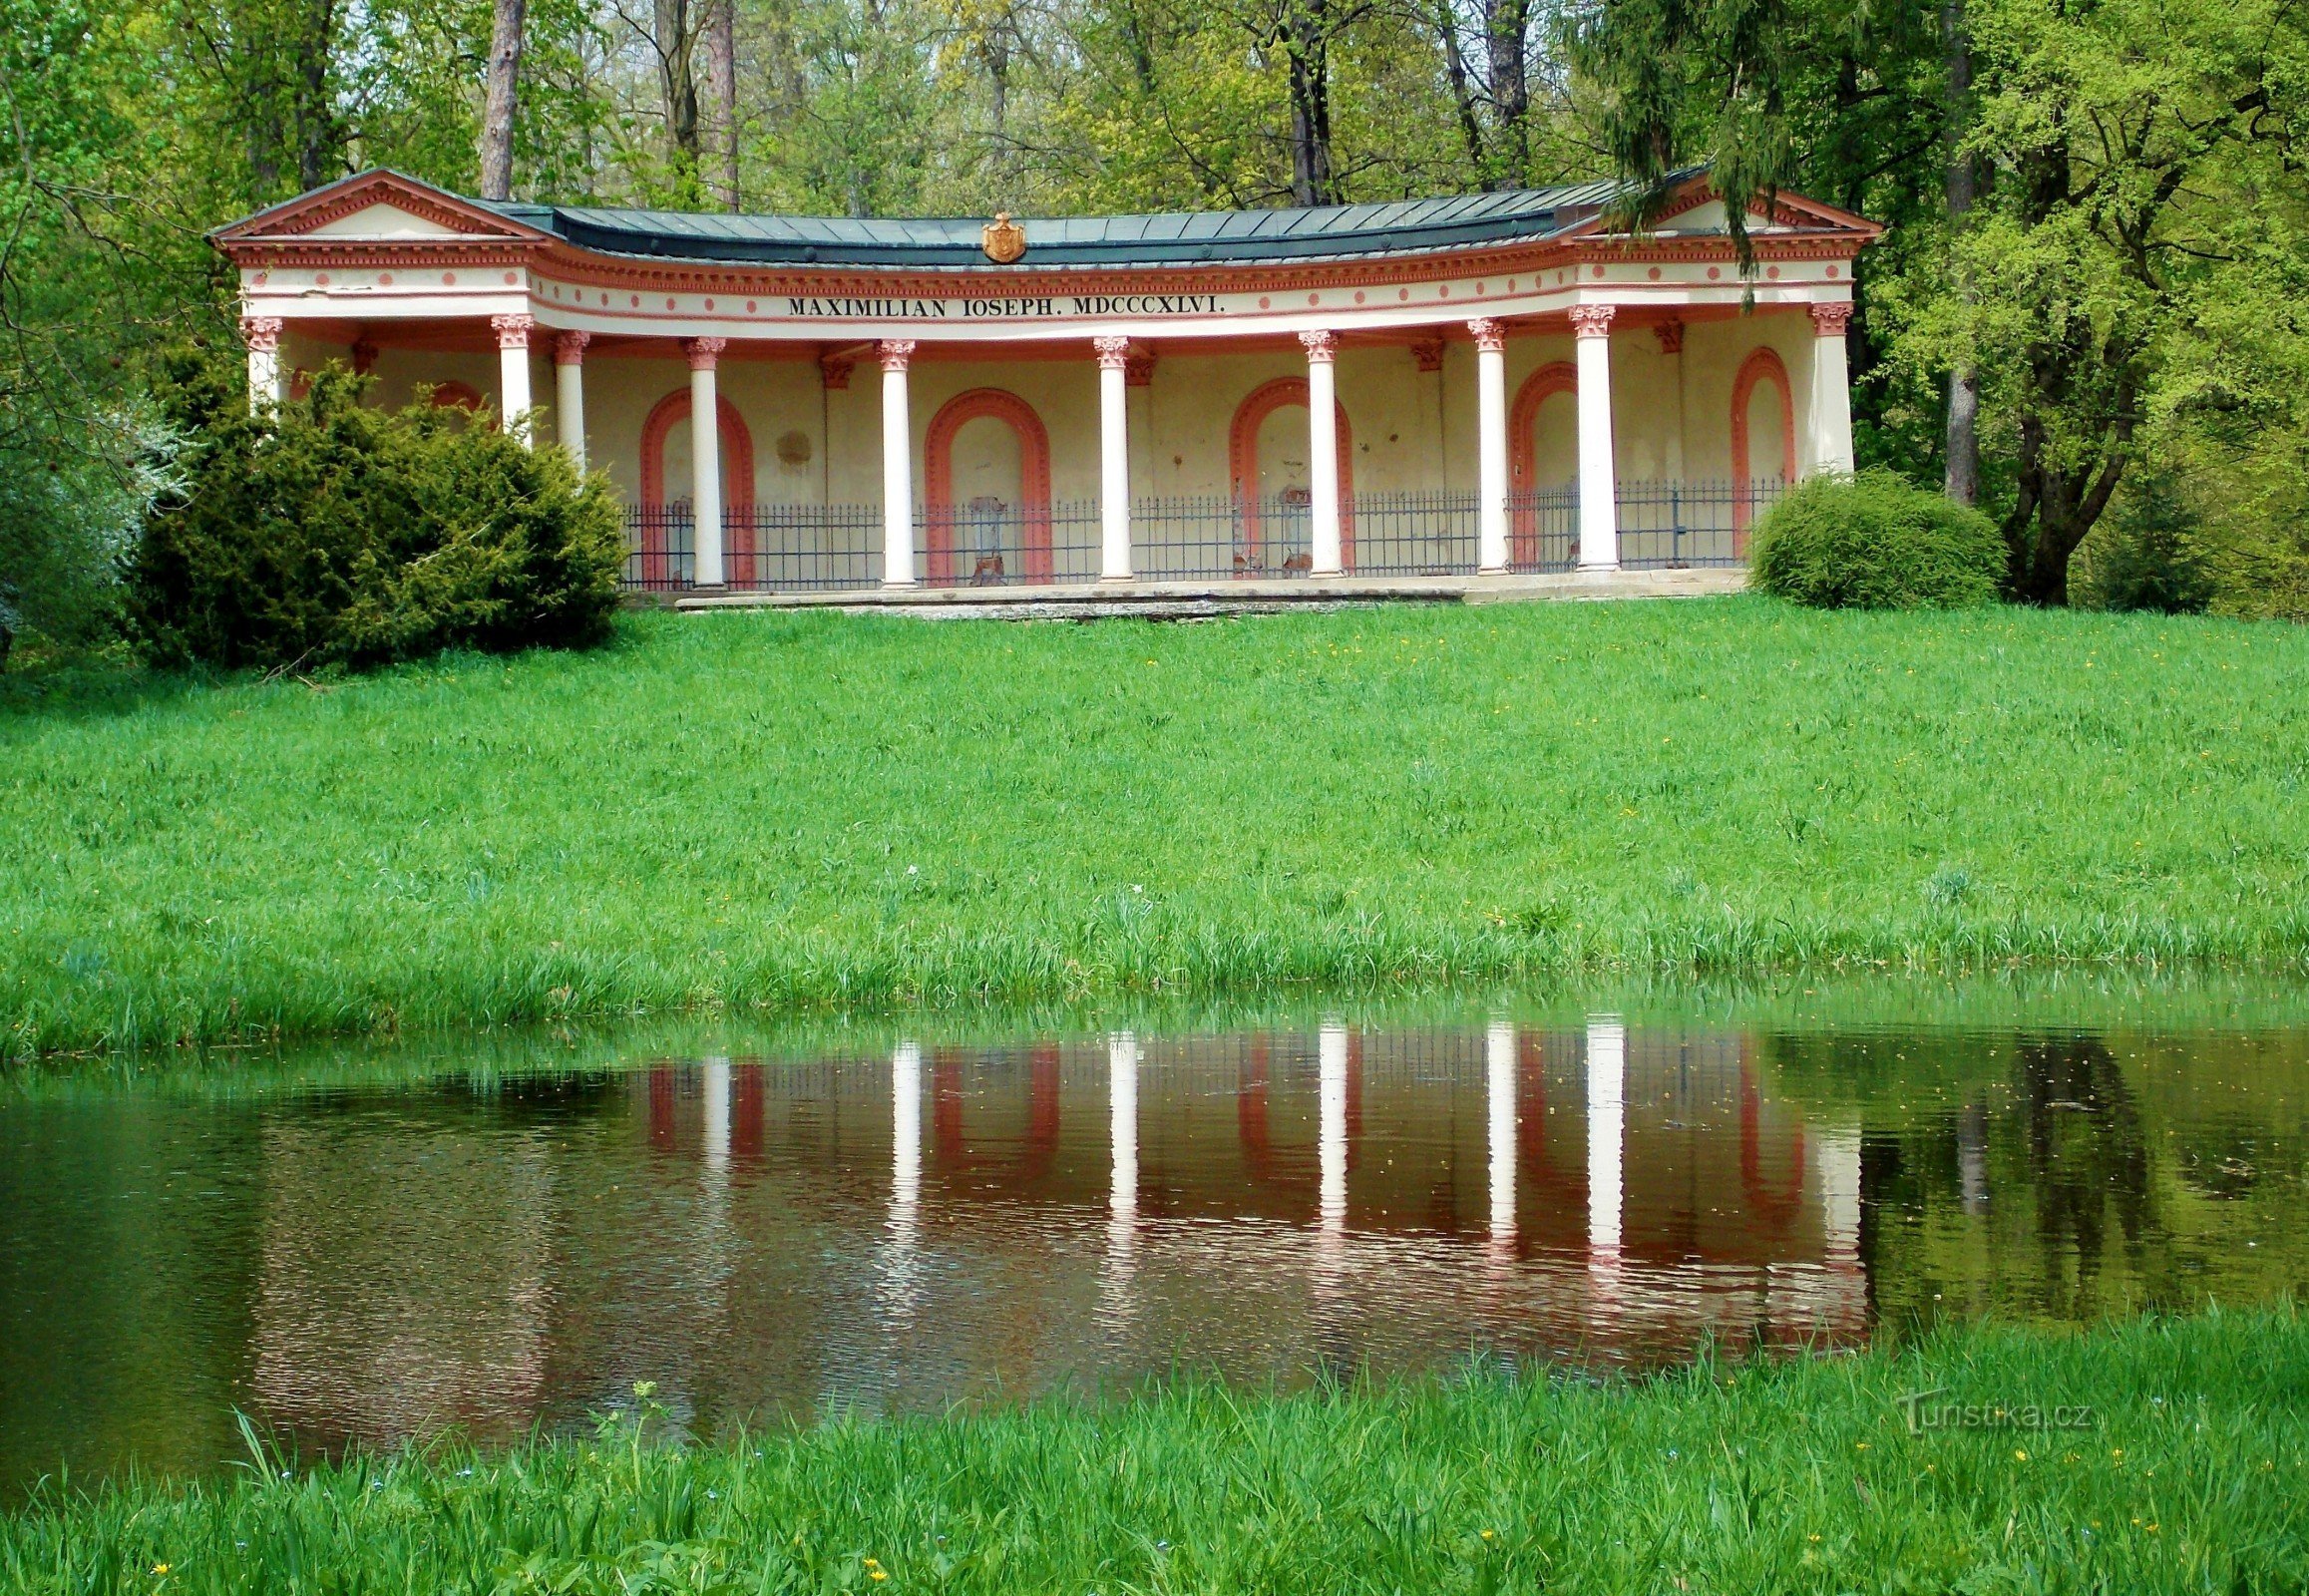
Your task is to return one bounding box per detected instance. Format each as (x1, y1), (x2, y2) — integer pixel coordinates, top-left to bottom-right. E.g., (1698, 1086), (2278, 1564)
(1577, 562), (1622, 575)
(1479, 564), (1509, 577)
(1098, 573), (1135, 585)
(882, 579), (919, 591)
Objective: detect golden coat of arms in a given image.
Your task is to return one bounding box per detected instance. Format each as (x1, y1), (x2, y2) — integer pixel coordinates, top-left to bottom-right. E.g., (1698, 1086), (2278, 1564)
(981, 212), (1027, 264)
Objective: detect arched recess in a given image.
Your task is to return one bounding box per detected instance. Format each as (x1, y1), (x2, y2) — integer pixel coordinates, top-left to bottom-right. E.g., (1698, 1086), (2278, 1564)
(1507, 361), (1580, 567)
(428, 380), (484, 413)
(924, 388), (1053, 583)
(1227, 377), (1356, 571)
(640, 387), (757, 584)
(1730, 347), (1797, 553)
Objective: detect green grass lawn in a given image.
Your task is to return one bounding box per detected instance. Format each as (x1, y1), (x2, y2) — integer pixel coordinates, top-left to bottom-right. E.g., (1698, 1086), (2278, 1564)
(6, 596), (2309, 1055)
(5, 1311), (2302, 1594)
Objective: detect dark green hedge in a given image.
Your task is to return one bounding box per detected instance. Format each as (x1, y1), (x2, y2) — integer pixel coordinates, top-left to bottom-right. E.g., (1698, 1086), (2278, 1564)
(1749, 469), (2005, 610)
(129, 355), (624, 670)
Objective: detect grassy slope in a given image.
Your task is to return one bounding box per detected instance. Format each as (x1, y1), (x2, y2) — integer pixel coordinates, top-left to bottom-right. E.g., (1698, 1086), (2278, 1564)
(6, 597), (2309, 1054)
(5, 1313), (2303, 1594)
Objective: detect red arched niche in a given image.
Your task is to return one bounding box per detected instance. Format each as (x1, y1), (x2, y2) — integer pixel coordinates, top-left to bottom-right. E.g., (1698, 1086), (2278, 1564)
(640, 387), (757, 584)
(1228, 377), (1355, 572)
(924, 389), (1053, 584)
(1507, 361), (1579, 567)
(428, 380), (485, 413)
(1731, 347), (1797, 554)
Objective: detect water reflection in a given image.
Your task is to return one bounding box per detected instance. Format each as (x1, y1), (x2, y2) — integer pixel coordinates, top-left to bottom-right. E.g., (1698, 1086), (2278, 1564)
(3, 1011), (2304, 1488)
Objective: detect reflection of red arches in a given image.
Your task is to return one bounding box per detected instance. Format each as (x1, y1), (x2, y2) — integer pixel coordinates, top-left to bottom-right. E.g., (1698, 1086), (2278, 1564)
(1739, 1056), (1807, 1230)
(733, 1063), (764, 1164)
(639, 387), (758, 583)
(1238, 1035), (1276, 1184)
(1731, 347), (1797, 554)
(1226, 378), (1355, 570)
(924, 389), (1052, 584)
(932, 1048), (974, 1170)
(1022, 1042), (1061, 1181)
(1516, 1031), (1586, 1206)
(1507, 362), (1579, 565)
(648, 1064), (677, 1155)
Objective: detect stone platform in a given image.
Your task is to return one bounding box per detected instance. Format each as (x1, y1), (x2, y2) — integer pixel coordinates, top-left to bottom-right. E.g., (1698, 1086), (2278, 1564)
(672, 567), (1745, 620)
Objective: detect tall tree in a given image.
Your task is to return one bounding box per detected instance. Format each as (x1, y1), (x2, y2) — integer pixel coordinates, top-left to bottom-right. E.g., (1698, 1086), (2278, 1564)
(479, 0), (528, 199)
(701, 0), (740, 206)
(1939, 0), (1979, 505)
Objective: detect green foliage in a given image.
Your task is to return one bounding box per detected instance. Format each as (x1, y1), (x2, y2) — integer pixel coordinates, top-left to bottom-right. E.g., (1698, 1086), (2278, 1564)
(2076, 472), (2215, 615)
(1750, 470), (2005, 610)
(3, 1312), (2303, 1593)
(126, 354), (624, 671)
(7, 599), (2309, 1056)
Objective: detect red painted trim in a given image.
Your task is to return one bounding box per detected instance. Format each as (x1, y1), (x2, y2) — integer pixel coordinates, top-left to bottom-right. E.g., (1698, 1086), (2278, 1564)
(922, 388), (1053, 583)
(638, 386), (757, 583)
(1227, 377), (1355, 571)
(1730, 346), (1797, 554)
(1739, 1054), (1807, 1231)
(1507, 360), (1579, 566)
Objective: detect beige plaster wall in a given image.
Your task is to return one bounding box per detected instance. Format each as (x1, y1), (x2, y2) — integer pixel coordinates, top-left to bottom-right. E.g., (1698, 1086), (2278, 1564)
(313, 312), (1829, 506)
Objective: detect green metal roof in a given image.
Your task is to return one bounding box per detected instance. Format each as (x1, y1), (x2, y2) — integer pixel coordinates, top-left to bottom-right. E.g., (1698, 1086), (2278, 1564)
(478, 178), (1666, 268)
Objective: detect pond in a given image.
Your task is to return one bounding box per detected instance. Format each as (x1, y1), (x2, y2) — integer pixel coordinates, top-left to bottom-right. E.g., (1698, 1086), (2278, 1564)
(4, 991), (2305, 1490)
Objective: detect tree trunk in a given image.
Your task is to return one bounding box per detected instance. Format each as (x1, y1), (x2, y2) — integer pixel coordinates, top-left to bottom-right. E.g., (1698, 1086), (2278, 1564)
(293, 0), (339, 191)
(657, 0), (701, 189)
(478, 0), (527, 200)
(1284, 0), (1336, 205)
(700, 0), (739, 209)
(1941, 0), (1981, 505)
(1482, 0), (1529, 188)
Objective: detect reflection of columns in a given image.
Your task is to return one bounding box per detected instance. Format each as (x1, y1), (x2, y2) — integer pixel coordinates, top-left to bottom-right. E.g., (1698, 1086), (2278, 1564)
(1570, 305), (1618, 571)
(1471, 319), (1509, 573)
(554, 331), (590, 470)
(1807, 303), (1857, 476)
(1094, 338), (1133, 582)
(1318, 1021), (1349, 1237)
(1585, 1017), (1625, 1302)
(1301, 330), (1343, 576)
(1100, 1032), (1141, 1330)
(1958, 1102), (1989, 1214)
(242, 316), (283, 415)
(880, 1040), (924, 1319)
(1486, 1020), (1518, 1266)
(880, 340), (918, 587)
(1654, 320), (1687, 484)
(493, 313), (536, 446)
(683, 337), (727, 587)
(703, 1057), (731, 1177)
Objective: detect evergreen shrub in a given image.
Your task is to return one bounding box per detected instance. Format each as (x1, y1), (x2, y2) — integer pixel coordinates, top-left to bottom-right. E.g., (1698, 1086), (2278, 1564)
(128, 353), (623, 669)
(1749, 469), (2005, 610)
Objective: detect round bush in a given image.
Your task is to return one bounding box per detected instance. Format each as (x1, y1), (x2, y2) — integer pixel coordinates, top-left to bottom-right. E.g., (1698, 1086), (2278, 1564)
(1749, 469), (2005, 610)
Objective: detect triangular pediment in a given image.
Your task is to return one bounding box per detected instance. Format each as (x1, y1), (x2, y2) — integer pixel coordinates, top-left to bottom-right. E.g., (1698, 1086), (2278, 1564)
(210, 170), (553, 245)
(1554, 174), (1880, 243)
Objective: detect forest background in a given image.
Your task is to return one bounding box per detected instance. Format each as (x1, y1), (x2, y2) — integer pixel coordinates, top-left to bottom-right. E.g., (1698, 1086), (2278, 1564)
(1, 0), (2306, 662)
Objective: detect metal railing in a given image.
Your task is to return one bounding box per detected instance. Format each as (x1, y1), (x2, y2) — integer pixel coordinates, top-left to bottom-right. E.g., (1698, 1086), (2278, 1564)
(621, 481), (1794, 593)
(918, 500), (1101, 588)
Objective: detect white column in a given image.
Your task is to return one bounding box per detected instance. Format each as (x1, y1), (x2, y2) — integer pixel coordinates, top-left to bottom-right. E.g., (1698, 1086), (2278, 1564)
(1301, 330), (1343, 576)
(880, 340), (918, 587)
(1655, 320), (1687, 484)
(1807, 302), (1857, 476)
(1318, 1021), (1348, 1237)
(683, 337), (727, 587)
(1471, 319), (1509, 573)
(1486, 1020), (1517, 1262)
(493, 313), (536, 447)
(240, 316), (283, 415)
(1571, 305), (1618, 571)
(1094, 337), (1133, 582)
(554, 330), (590, 470)
(1585, 1016), (1625, 1305)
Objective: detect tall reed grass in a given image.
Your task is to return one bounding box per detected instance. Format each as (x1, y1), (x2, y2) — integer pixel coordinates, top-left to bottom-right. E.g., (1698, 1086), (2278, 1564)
(6, 598), (2308, 1055)
(3, 1311), (2301, 1593)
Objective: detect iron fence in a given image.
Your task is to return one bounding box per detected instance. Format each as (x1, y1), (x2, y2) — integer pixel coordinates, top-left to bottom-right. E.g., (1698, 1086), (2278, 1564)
(1345, 491), (1480, 576)
(918, 499), (1102, 588)
(1507, 486), (1581, 574)
(623, 505), (696, 592)
(1616, 478), (1790, 569)
(621, 481), (1796, 594)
